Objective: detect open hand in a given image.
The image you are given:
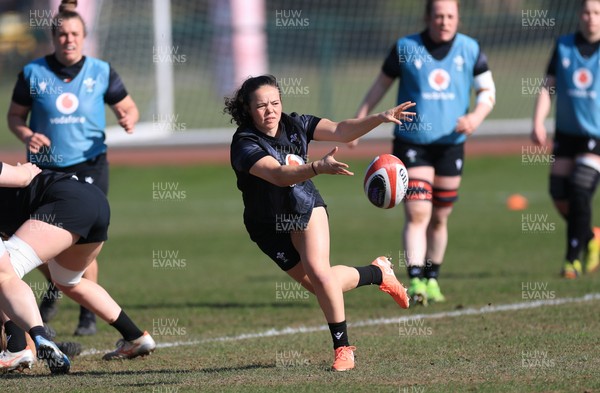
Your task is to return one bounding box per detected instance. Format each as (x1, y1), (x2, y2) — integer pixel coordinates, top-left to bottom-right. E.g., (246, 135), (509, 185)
(313, 147), (353, 176)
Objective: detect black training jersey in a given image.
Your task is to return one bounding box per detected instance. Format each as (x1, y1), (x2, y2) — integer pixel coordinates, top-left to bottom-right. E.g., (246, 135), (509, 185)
(230, 112), (323, 231)
(0, 169), (73, 236)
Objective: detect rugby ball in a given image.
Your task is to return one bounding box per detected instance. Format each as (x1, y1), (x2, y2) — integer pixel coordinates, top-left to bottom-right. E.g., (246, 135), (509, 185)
(364, 154), (409, 209)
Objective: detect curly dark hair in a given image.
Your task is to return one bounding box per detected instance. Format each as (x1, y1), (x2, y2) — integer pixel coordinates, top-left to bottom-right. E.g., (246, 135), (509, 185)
(223, 75), (281, 127)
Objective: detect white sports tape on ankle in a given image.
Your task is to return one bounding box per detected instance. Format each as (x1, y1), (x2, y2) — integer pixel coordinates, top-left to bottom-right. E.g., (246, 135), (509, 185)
(4, 235), (43, 279)
(48, 259), (84, 286)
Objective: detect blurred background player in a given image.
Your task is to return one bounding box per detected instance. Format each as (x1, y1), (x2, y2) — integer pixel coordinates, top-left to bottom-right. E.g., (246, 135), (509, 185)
(227, 75), (414, 371)
(6, 0), (138, 335)
(531, 0), (600, 278)
(354, 0), (496, 305)
(0, 161), (155, 373)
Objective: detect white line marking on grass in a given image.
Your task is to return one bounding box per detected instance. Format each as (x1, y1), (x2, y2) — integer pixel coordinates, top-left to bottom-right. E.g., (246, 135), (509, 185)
(81, 293), (600, 357)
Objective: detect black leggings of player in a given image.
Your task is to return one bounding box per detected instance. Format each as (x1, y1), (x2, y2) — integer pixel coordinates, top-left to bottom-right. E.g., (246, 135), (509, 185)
(552, 162), (600, 261)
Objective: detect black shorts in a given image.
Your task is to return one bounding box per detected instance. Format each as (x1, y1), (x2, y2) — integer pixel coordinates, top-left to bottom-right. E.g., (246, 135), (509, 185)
(32, 178), (110, 244)
(552, 133), (600, 158)
(247, 202), (327, 271)
(393, 139), (465, 176)
(41, 153), (109, 195)
(251, 230), (301, 271)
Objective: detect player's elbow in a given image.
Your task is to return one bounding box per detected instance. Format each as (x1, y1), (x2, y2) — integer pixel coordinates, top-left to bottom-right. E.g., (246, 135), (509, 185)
(474, 71), (496, 110)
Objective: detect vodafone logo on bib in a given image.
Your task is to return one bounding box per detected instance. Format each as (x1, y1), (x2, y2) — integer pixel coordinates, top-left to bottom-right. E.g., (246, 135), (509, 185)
(423, 69), (455, 100)
(428, 69), (451, 91)
(56, 93), (79, 114)
(573, 68), (593, 90)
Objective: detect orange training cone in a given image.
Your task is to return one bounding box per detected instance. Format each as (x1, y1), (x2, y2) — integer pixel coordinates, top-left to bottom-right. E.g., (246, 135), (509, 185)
(507, 194), (528, 211)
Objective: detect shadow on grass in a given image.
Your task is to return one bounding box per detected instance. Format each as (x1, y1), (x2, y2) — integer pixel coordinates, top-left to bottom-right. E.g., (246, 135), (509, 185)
(122, 301), (313, 310)
(442, 271), (498, 279)
(0, 363), (274, 381)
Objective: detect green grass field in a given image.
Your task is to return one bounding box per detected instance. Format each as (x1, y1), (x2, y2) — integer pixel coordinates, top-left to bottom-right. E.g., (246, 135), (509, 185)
(2, 155), (600, 392)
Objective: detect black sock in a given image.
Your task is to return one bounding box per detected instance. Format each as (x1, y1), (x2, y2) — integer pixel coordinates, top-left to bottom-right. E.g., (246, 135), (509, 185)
(424, 262), (441, 280)
(328, 321), (350, 349)
(354, 265), (383, 287)
(407, 265), (424, 279)
(28, 325), (50, 341)
(79, 306), (96, 323)
(4, 321), (27, 352)
(110, 310), (144, 341)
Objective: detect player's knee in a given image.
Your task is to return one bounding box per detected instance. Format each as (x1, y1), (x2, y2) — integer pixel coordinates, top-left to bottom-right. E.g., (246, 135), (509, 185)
(47, 259), (85, 287)
(432, 187), (458, 208)
(305, 266), (334, 287)
(3, 235), (43, 279)
(429, 210), (450, 229)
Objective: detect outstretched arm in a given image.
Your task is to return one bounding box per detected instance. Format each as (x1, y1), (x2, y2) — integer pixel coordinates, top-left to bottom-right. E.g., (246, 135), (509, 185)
(314, 101), (415, 143)
(249, 147), (353, 188)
